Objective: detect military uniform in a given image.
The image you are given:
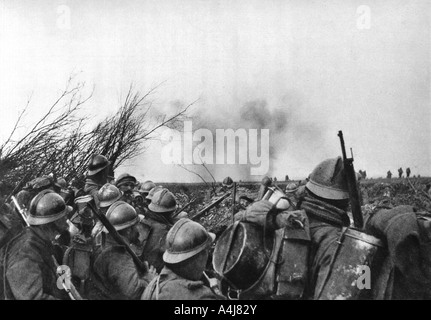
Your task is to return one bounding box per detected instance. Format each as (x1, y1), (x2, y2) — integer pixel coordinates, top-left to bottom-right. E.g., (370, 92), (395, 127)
(1, 227), (67, 300)
(87, 236), (151, 300)
(364, 203), (431, 299)
(84, 177), (104, 202)
(298, 195), (351, 299)
(139, 211), (173, 273)
(142, 266), (220, 300)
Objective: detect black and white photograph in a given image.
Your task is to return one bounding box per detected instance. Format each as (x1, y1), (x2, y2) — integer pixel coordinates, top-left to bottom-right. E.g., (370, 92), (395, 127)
(0, 0), (430, 305)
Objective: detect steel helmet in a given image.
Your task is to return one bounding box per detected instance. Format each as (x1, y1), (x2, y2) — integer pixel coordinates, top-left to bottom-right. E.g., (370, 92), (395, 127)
(87, 155), (110, 176)
(145, 185), (165, 201)
(31, 176), (54, 191)
(222, 176), (234, 188)
(148, 189), (177, 213)
(55, 177), (68, 190)
(163, 218), (215, 264)
(306, 156), (349, 200)
(139, 180), (156, 195)
(104, 201), (139, 232)
(285, 182), (299, 193)
(115, 173), (137, 188)
(27, 190), (72, 225)
(97, 183), (122, 208)
(15, 189), (33, 209)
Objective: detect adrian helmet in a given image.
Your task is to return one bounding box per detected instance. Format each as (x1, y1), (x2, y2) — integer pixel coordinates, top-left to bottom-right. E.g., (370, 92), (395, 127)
(306, 156), (349, 200)
(163, 218), (215, 264)
(27, 190), (72, 225)
(87, 155), (110, 176)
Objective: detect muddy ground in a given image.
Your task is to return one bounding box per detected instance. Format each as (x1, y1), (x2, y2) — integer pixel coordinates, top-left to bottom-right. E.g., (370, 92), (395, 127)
(163, 177), (431, 236)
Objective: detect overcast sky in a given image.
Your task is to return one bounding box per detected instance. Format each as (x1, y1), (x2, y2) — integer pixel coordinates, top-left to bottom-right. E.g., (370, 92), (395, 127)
(0, 0), (429, 182)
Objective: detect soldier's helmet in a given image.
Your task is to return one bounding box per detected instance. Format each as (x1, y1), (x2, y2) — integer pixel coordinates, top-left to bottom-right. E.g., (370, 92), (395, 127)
(31, 176), (54, 191)
(27, 190), (72, 225)
(115, 173), (137, 188)
(145, 185), (165, 201)
(55, 177), (68, 190)
(104, 201), (139, 232)
(139, 180), (156, 196)
(97, 183), (122, 208)
(15, 189), (33, 209)
(163, 218), (216, 264)
(87, 155), (110, 176)
(148, 189), (177, 213)
(222, 176), (234, 189)
(306, 156), (349, 200)
(285, 182), (299, 193)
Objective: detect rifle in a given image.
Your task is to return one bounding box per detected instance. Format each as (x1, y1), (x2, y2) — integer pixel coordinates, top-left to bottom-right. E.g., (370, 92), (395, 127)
(337, 130), (363, 229)
(171, 197), (197, 219)
(86, 199), (149, 274)
(190, 192), (231, 221)
(231, 183), (237, 223)
(51, 255), (84, 300)
(11, 196), (30, 227)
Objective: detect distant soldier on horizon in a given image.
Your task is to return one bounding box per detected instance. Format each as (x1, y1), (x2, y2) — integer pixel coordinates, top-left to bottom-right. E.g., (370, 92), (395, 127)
(406, 167), (411, 178)
(398, 167), (403, 178)
(387, 171), (392, 179)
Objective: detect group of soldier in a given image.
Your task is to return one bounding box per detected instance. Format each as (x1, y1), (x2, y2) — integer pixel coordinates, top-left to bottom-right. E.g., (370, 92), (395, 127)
(387, 167), (412, 179)
(0, 153), (431, 300)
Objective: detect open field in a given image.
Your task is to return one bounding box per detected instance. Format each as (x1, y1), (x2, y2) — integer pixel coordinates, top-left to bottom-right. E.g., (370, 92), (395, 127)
(160, 177), (431, 236)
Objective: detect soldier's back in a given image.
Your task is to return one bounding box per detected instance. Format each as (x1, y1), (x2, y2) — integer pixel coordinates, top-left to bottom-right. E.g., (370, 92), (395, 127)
(1, 228), (64, 300)
(140, 216), (172, 273)
(142, 267), (220, 300)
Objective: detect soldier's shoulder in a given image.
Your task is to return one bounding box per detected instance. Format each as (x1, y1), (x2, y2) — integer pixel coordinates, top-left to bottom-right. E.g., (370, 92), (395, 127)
(161, 278), (217, 299)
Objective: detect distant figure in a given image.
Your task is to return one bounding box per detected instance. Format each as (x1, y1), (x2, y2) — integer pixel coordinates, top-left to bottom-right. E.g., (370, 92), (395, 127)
(398, 167), (403, 178)
(363, 170), (367, 180)
(285, 175), (289, 181)
(273, 177), (277, 182)
(387, 171), (392, 179)
(406, 167), (411, 178)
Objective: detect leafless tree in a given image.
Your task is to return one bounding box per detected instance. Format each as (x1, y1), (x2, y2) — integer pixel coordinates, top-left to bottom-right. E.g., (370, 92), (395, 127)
(0, 78), (194, 196)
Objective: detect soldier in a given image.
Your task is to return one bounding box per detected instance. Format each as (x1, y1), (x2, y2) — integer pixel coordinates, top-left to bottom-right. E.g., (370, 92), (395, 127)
(139, 181), (156, 200)
(214, 157), (383, 300)
(145, 185), (165, 207)
(55, 177), (74, 206)
(140, 189), (177, 273)
(406, 167), (411, 178)
(218, 176), (234, 194)
(387, 171), (392, 179)
(363, 197), (431, 299)
(87, 183), (123, 239)
(0, 190), (71, 299)
(84, 155), (111, 204)
(87, 201), (156, 300)
(115, 173), (137, 205)
(398, 167), (403, 179)
(297, 157), (355, 299)
(142, 218), (222, 300)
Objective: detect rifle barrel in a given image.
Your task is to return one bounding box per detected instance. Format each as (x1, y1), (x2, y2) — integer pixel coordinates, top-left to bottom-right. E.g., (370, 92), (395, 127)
(191, 192), (231, 221)
(11, 196), (30, 227)
(88, 201), (148, 274)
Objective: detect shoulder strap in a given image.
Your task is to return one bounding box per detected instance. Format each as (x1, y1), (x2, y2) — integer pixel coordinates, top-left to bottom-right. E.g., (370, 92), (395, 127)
(142, 275), (160, 300)
(274, 223), (311, 299)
